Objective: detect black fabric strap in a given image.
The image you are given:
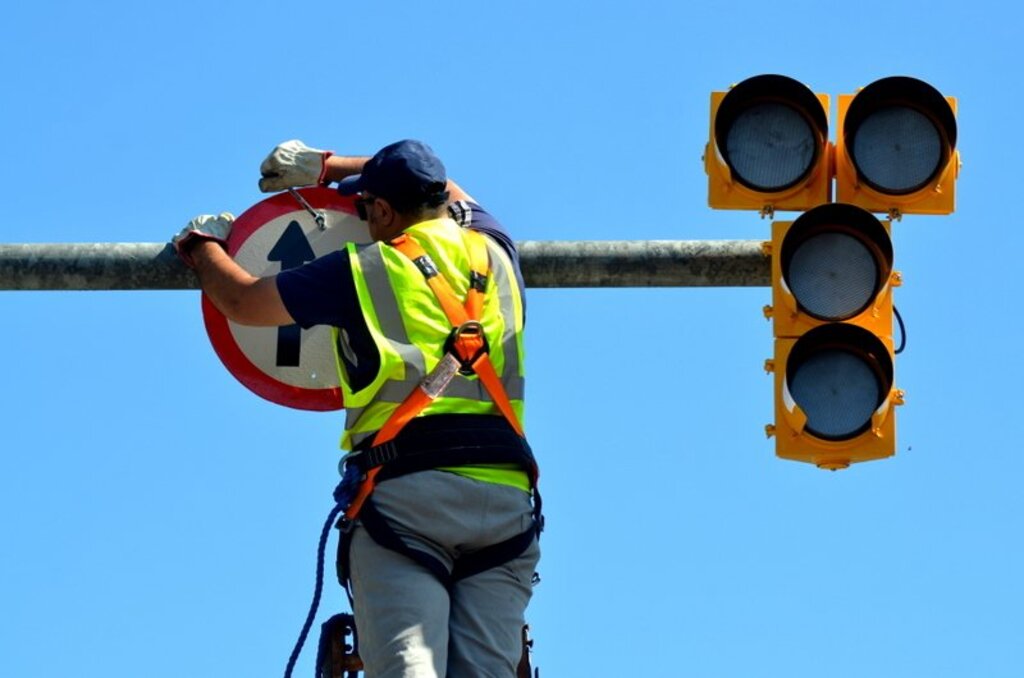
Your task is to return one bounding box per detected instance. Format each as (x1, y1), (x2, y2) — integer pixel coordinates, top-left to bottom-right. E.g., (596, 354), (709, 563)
(351, 415), (537, 483)
(356, 494), (539, 590)
(452, 523), (539, 582)
(357, 440), (400, 469)
(469, 270), (488, 292)
(358, 496), (454, 589)
(336, 415), (543, 591)
(335, 528), (355, 600)
(412, 254), (439, 279)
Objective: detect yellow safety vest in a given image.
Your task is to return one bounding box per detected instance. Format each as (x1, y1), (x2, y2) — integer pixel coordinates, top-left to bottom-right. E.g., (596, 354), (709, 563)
(333, 216), (528, 490)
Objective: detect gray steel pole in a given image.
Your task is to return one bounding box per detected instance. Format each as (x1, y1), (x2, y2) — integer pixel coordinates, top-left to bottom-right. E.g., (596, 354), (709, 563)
(0, 240), (770, 291)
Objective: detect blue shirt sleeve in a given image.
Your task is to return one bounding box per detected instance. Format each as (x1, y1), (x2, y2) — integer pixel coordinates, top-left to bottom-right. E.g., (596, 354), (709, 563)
(275, 250), (353, 329)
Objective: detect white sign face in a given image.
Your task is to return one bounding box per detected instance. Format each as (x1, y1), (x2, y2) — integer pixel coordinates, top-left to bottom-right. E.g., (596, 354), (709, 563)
(202, 187), (370, 410)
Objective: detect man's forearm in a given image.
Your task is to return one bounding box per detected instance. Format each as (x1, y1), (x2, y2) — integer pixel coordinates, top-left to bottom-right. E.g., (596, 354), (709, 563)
(190, 241), (294, 327)
(323, 156), (371, 183)
(191, 241), (258, 316)
(323, 154), (473, 202)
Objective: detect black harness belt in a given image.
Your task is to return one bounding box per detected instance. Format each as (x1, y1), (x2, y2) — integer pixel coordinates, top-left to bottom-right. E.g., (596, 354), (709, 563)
(337, 414), (542, 592)
(349, 414), (537, 481)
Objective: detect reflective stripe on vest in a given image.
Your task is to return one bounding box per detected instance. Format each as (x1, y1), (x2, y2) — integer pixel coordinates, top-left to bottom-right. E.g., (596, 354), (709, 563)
(334, 217), (526, 450)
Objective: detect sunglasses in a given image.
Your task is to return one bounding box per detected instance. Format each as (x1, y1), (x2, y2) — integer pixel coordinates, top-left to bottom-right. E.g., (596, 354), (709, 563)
(355, 195), (378, 221)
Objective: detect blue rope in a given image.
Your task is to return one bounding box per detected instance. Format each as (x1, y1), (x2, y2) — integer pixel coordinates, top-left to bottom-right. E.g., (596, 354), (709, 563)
(284, 500), (345, 678)
(285, 466), (363, 678)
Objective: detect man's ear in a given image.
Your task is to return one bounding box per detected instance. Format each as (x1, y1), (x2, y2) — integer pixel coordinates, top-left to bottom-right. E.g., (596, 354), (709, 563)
(376, 198), (396, 227)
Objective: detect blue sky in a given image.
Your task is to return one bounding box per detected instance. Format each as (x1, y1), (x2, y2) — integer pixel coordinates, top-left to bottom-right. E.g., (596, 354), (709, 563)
(1, 1), (1020, 676)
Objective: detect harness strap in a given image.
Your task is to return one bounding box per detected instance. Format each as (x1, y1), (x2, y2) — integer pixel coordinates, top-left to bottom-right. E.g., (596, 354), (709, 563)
(452, 521), (538, 582)
(467, 351), (524, 437)
(389, 231), (524, 436)
(336, 415), (542, 589)
(358, 490), (539, 591)
(358, 497), (453, 587)
(340, 230), (525, 523)
(339, 382), (430, 523)
(349, 421), (537, 481)
(337, 228), (537, 592)
(463, 225), (489, 321)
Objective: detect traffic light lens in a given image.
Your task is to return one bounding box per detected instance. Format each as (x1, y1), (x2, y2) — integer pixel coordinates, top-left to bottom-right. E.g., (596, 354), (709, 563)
(787, 231), (878, 320)
(851, 106), (942, 194)
(789, 347), (881, 440)
(725, 102), (816, 192)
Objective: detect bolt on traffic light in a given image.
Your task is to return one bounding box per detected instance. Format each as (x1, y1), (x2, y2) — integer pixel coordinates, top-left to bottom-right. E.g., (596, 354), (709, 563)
(836, 76), (959, 216)
(764, 204), (904, 470)
(705, 74), (832, 215)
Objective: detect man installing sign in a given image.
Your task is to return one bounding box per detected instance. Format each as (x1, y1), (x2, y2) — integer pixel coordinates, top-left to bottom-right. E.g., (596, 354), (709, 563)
(173, 139), (541, 678)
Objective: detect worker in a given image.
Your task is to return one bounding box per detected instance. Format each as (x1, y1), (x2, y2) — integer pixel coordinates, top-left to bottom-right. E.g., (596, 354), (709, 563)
(173, 139), (541, 677)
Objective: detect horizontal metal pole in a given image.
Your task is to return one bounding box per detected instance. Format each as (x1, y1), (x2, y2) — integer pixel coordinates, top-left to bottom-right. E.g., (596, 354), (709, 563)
(0, 240), (769, 291)
(519, 240), (768, 288)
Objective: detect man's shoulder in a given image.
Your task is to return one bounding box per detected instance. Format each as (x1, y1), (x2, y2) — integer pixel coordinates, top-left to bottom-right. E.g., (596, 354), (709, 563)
(448, 201), (516, 256)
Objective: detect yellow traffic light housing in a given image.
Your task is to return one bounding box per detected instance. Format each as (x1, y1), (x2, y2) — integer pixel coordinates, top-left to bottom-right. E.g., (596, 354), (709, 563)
(836, 76), (959, 216)
(768, 203), (898, 338)
(764, 203), (903, 470)
(700, 74), (949, 468)
(771, 326), (901, 470)
(706, 74), (832, 215)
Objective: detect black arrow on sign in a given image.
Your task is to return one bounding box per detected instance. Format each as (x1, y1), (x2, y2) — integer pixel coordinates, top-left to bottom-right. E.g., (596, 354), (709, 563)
(267, 220), (316, 367)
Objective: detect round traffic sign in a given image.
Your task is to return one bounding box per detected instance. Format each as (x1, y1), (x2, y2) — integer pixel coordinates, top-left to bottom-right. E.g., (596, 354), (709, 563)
(202, 187), (370, 410)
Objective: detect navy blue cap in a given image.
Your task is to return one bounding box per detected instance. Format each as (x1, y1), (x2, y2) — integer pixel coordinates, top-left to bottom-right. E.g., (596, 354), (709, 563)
(337, 139), (448, 208)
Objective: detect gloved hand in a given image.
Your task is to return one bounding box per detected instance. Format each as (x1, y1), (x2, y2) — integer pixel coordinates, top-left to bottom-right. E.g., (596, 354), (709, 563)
(173, 212), (235, 267)
(258, 139), (333, 193)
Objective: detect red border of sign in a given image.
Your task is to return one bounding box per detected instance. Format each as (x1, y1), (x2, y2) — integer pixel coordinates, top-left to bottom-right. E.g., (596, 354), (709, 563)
(202, 187), (358, 411)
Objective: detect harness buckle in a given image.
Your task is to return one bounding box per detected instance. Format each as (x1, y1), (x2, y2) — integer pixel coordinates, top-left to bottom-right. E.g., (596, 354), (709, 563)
(335, 514), (356, 534)
(444, 320), (490, 375)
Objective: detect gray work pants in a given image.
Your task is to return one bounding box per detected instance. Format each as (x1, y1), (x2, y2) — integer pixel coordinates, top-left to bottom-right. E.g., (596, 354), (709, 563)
(348, 470), (540, 678)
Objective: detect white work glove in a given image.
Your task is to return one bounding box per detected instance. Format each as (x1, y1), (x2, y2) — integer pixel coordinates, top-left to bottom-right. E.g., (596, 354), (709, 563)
(173, 212), (235, 267)
(258, 139), (333, 193)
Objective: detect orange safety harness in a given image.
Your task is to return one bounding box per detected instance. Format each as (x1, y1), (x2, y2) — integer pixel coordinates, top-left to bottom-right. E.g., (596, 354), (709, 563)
(286, 229), (539, 676)
(340, 229), (530, 526)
